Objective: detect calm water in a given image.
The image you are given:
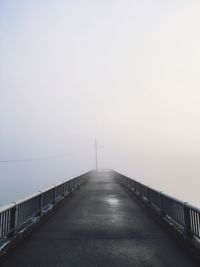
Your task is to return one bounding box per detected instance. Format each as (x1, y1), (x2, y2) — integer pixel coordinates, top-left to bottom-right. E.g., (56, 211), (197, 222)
(0, 160), (89, 207)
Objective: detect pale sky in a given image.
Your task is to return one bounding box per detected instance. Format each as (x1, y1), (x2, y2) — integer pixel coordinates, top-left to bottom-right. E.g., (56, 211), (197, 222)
(1, 0), (200, 206)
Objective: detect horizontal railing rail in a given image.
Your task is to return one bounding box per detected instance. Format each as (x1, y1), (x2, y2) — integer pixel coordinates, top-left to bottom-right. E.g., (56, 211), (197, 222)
(116, 172), (200, 240)
(0, 172), (89, 244)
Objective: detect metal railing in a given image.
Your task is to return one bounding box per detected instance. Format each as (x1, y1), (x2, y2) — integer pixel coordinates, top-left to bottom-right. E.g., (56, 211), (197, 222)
(117, 173), (200, 240)
(0, 173), (88, 243)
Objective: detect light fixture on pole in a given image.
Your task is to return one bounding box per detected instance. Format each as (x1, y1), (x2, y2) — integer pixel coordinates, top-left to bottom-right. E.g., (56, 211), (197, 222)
(95, 138), (98, 170)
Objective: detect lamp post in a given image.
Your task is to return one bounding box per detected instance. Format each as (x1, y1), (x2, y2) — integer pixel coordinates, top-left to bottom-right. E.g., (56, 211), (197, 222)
(95, 138), (104, 171)
(95, 138), (98, 170)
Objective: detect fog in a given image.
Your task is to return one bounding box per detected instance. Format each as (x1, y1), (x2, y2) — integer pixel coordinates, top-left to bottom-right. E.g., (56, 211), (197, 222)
(1, 0), (200, 207)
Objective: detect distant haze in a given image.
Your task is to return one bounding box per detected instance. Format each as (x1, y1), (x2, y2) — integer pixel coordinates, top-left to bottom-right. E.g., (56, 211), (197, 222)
(1, 0), (200, 206)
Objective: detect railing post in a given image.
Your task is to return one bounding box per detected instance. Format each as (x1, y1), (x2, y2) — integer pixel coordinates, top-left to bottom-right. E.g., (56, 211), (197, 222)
(66, 180), (70, 195)
(54, 186), (57, 204)
(64, 181), (68, 196)
(131, 180), (135, 192)
(71, 180), (73, 191)
(69, 180), (72, 193)
(184, 202), (192, 237)
(11, 202), (18, 235)
(160, 192), (164, 216)
(130, 179), (133, 190)
(147, 186), (150, 204)
(63, 182), (65, 196)
(138, 182), (141, 195)
(38, 191), (43, 216)
(9, 203), (17, 236)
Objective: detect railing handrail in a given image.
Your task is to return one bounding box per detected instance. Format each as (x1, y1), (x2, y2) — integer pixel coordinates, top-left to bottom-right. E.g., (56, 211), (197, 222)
(186, 203), (200, 213)
(0, 176), (83, 210)
(118, 172), (193, 205)
(0, 171), (90, 245)
(14, 192), (42, 205)
(116, 171), (200, 240)
(0, 203), (16, 213)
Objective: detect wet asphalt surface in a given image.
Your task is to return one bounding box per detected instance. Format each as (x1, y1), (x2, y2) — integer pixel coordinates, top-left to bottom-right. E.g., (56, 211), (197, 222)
(1, 171), (199, 267)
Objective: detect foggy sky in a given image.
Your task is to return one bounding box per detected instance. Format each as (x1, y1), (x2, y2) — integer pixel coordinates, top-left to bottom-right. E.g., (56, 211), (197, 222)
(1, 0), (200, 206)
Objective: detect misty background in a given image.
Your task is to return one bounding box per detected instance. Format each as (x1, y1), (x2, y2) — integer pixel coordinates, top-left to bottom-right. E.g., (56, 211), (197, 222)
(1, 0), (200, 207)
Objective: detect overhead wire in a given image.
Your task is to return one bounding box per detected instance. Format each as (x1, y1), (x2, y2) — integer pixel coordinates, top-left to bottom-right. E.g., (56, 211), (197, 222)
(0, 154), (68, 163)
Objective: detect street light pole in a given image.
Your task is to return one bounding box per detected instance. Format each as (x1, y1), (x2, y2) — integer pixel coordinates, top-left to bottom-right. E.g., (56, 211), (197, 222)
(95, 138), (98, 170)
